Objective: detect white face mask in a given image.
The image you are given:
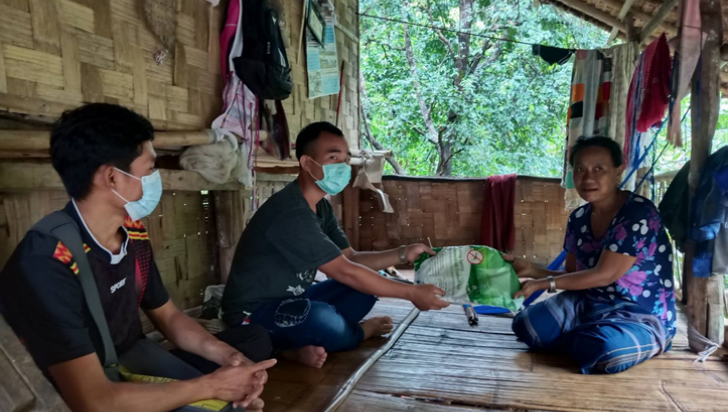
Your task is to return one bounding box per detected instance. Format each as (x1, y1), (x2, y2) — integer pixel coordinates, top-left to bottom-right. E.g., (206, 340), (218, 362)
(112, 168), (162, 221)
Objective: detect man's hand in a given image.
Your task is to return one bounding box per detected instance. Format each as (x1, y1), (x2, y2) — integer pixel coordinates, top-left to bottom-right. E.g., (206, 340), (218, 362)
(513, 279), (548, 300)
(226, 351), (254, 367)
(405, 244), (436, 263)
(245, 398), (265, 412)
(205, 359), (277, 408)
(502, 254), (536, 278)
(409, 284), (450, 311)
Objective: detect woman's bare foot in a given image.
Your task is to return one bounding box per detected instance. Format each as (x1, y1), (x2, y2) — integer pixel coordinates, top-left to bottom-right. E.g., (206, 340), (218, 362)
(361, 316), (394, 340)
(281, 345), (328, 368)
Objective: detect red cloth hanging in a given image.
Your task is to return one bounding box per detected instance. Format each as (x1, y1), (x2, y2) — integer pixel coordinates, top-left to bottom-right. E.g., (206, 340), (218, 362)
(480, 174), (517, 252)
(637, 34), (671, 132)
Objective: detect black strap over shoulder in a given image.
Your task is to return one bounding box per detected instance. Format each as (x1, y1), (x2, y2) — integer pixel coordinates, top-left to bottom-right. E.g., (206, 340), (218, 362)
(30, 211), (120, 382)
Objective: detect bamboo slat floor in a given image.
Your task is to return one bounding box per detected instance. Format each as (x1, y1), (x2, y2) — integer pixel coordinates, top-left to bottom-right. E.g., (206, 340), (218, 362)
(259, 297), (416, 412)
(259, 272), (728, 412)
(339, 304), (728, 412)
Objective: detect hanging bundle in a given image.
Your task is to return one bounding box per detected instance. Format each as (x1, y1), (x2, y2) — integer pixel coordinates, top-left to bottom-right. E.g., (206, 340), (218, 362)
(141, 0), (179, 64)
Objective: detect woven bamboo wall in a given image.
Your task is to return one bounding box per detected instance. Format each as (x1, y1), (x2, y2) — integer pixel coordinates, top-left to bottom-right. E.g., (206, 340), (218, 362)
(0, 0), (360, 158)
(358, 176), (570, 266)
(0, 190), (217, 310)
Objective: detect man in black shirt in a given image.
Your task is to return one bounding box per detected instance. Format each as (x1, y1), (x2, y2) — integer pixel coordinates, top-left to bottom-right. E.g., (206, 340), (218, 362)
(0, 104), (276, 412)
(222, 122), (449, 368)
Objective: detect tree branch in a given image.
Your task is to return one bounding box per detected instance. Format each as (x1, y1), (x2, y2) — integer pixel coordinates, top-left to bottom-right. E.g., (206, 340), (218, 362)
(403, 23), (439, 145)
(426, 0), (457, 63)
(359, 72), (407, 175)
(403, 119), (428, 138)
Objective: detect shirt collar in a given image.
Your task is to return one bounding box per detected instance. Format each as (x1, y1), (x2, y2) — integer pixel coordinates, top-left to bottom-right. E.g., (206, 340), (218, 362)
(71, 199), (129, 265)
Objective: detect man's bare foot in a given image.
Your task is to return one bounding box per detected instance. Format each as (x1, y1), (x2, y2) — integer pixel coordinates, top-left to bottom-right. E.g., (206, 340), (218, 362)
(281, 345), (328, 368)
(361, 316), (394, 340)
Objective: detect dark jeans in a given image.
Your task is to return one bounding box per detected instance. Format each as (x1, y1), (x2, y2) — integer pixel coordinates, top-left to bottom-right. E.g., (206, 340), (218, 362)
(119, 324), (271, 411)
(248, 280), (377, 352)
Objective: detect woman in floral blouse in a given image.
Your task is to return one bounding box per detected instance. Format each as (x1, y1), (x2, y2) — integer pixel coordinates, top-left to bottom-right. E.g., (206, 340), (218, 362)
(507, 136), (676, 374)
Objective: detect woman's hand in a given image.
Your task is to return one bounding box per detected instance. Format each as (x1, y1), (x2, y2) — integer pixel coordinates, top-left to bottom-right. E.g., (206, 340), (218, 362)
(502, 254), (536, 278)
(514, 279), (549, 300)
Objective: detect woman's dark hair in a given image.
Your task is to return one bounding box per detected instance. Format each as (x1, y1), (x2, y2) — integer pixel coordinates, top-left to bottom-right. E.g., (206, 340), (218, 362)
(295, 121), (345, 161)
(50, 103), (154, 200)
(569, 135), (623, 167)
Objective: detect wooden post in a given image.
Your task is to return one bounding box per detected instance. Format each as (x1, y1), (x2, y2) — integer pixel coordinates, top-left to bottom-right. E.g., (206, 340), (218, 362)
(342, 166), (361, 250)
(213, 191), (247, 284)
(686, 0), (724, 351)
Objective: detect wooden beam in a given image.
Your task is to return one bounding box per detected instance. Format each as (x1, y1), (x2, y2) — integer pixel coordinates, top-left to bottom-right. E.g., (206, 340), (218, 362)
(0, 162), (252, 192)
(607, 0), (638, 44)
(639, 0), (679, 44)
(0, 315), (72, 412)
(598, 0), (654, 24)
(686, 0), (724, 353)
(551, 0), (627, 33)
(0, 129), (217, 152)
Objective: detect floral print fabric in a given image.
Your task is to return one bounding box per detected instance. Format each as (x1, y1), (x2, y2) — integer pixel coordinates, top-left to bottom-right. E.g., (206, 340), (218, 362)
(564, 192), (676, 335)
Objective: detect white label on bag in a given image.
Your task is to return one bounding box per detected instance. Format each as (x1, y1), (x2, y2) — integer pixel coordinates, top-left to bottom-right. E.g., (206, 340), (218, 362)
(415, 246), (471, 303)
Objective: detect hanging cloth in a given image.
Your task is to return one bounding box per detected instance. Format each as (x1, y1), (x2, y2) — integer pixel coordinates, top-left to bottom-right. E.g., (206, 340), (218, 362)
(220, 0), (244, 81)
(532, 45), (575, 66)
(668, 0), (706, 147)
(480, 174), (517, 252)
(636, 34), (671, 133)
(562, 50), (613, 208)
(603, 43), (639, 185)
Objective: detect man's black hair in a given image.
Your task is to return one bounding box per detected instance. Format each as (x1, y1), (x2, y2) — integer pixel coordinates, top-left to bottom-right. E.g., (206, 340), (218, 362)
(295, 121), (345, 161)
(569, 135), (623, 167)
(50, 103), (154, 200)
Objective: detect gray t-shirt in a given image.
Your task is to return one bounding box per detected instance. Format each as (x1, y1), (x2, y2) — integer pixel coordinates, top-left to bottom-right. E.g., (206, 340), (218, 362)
(222, 180), (350, 326)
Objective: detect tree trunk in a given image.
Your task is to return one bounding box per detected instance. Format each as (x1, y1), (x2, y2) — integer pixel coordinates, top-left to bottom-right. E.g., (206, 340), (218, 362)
(436, 141), (454, 176)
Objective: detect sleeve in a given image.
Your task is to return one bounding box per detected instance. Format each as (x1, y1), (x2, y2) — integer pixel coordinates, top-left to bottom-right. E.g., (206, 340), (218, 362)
(563, 214), (577, 255)
(140, 259), (169, 310)
(2, 255), (95, 370)
(321, 199), (350, 250)
(266, 208), (343, 270)
(606, 202), (655, 257)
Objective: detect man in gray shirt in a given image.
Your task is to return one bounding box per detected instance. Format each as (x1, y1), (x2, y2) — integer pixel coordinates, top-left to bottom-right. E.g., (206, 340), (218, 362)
(222, 122), (449, 368)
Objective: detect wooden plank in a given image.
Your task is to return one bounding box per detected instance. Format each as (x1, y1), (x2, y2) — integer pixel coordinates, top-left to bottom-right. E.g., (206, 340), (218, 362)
(549, 0), (626, 33)
(344, 390), (506, 412)
(0, 129), (215, 151)
(607, 0), (638, 44)
(639, 0), (679, 44)
(0, 315), (71, 411)
(686, 0), (725, 350)
(0, 162), (253, 192)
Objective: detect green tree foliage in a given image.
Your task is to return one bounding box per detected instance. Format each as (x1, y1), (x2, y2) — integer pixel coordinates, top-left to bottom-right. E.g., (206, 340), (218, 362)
(360, 0), (608, 177)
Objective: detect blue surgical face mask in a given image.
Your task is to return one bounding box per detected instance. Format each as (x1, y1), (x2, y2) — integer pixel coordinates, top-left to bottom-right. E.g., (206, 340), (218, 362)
(308, 159), (351, 195)
(112, 168), (162, 221)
